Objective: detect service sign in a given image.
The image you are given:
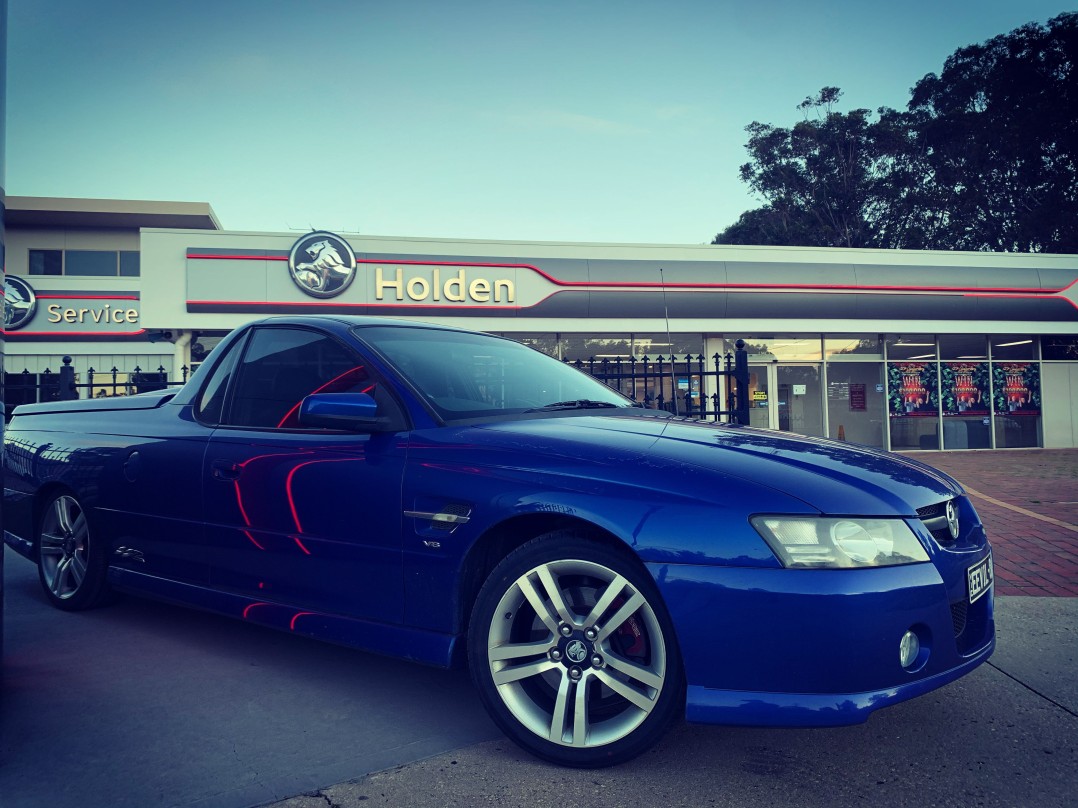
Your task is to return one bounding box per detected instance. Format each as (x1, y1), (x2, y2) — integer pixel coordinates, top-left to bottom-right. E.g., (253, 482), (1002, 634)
(3, 276), (143, 337)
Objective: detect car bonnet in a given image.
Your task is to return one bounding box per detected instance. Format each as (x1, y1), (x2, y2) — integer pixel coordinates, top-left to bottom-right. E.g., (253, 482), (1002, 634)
(648, 419), (962, 516)
(474, 414), (961, 517)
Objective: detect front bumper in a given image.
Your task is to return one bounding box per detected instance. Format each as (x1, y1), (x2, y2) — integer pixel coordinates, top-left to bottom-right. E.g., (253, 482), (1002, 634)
(649, 558), (995, 727)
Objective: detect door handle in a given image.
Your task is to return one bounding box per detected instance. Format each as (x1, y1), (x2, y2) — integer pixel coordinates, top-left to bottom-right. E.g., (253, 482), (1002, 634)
(211, 460), (240, 481)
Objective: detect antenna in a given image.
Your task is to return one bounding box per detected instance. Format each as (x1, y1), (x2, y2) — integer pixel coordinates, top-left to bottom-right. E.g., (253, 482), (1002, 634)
(659, 267), (680, 416)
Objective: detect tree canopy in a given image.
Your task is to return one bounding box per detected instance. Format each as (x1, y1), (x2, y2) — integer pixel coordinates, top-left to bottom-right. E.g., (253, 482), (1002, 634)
(713, 12), (1077, 253)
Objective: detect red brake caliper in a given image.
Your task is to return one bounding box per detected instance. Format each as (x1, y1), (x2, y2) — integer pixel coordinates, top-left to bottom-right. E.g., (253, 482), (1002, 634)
(609, 595), (646, 657)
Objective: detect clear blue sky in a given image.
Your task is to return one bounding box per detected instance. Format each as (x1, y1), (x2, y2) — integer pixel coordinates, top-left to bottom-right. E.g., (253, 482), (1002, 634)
(7, 0), (1072, 244)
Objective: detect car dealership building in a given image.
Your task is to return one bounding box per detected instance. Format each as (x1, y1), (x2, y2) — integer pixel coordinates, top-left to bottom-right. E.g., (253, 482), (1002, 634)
(5, 196), (1078, 450)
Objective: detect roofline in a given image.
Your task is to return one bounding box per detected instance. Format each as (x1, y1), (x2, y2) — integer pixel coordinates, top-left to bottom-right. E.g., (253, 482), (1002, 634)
(3, 196), (222, 231)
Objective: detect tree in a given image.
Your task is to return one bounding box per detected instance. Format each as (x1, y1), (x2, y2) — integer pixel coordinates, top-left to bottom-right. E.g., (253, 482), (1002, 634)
(718, 87), (901, 248)
(714, 12), (1077, 253)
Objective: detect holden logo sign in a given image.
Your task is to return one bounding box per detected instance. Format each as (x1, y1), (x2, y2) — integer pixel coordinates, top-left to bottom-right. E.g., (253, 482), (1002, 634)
(288, 231), (357, 299)
(4, 275), (38, 330)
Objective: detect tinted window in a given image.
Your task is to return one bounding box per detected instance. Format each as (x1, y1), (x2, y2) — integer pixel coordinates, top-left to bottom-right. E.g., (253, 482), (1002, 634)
(29, 249), (62, 275)
(990, 336), (1036, 360)
(1041, 336), (1078, 361)
(939, 335), (987, 360)
(65, 250), (119, 276)
(196, 335), (244, 425)
(225, 328), (389, 430)
(119, 251), (141, 277)
(358, 326), (632, 422)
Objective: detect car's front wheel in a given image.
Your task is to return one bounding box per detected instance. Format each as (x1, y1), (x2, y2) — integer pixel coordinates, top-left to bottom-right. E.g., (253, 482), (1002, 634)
(468, 532), (683, 767)
(37, 492), (111, 611)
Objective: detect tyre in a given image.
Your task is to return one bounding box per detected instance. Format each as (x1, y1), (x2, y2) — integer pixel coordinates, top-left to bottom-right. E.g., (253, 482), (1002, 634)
(37, 492), (111, 611)
(468, 531), (684, 767)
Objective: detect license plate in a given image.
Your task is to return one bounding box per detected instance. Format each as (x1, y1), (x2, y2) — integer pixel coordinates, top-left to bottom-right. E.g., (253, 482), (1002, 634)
(968, 554), (993, 604)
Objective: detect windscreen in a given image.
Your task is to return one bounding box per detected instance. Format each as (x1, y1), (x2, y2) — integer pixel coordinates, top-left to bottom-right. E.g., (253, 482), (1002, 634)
(357, 326), (633, 422)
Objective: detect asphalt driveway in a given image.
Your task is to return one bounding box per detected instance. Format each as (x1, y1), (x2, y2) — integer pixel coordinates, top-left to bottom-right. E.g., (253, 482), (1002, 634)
(2, 449), (1076, 808)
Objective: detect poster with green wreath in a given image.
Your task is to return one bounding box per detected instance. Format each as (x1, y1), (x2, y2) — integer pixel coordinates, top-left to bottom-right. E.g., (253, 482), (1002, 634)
(887, 362), (938, 416)
(992, 362), (1040, 415)
(941, 362), (989, 416)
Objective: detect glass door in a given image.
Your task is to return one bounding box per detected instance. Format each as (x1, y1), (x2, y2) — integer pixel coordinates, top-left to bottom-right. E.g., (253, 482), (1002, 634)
(776, 364), (824, 436)
(748, 364), (824, 436)
(747, 365), (771, 429)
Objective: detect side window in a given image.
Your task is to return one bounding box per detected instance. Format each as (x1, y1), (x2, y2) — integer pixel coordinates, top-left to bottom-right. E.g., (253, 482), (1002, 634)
(223, 327), (399, 430)
(196, 334), (245, 424)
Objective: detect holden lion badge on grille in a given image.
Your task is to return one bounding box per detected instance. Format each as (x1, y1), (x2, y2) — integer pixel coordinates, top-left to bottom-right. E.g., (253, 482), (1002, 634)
(946, 500), (960, 540)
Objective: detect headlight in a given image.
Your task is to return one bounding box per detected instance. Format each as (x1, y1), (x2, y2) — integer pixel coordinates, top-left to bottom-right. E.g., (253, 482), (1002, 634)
(751, 516), (930, 569)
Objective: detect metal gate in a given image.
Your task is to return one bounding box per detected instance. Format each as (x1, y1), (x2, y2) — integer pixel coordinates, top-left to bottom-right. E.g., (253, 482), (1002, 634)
(566, 340), (750, 423)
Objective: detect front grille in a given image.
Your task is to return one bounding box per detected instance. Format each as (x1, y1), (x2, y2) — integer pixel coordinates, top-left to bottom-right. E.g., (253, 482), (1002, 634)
(919, 498), (957, 545)
(949, 600), (968, 637)
(917, 503), (944, 519)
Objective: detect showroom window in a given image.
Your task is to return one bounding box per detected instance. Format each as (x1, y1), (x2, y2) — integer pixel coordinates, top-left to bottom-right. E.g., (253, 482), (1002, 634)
(885, 336), (939, 449)
(992, 356), (1041, 448)
(939, 336), (991, 449)
(990, 336), (1037, 360)
(1041, 336), (1078, 361)
(29, 248), (140, 276)
(824, 335), (882, 360)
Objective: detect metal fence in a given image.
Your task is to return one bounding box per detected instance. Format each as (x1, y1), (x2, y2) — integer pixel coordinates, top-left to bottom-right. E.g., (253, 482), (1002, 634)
(6, 343), (752, 425)
(566, 340), (750, 424)
(4, 356), (189, 418)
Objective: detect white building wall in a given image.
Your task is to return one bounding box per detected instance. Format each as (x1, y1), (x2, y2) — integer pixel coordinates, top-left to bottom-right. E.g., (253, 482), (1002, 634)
(1043, 364), (1078, 448)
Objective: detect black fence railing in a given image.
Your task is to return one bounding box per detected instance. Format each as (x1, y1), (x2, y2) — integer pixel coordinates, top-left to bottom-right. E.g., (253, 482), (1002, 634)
(566, 340), (750, 424)
(4, 356), (189, 418)
(7, 344), (753, 425)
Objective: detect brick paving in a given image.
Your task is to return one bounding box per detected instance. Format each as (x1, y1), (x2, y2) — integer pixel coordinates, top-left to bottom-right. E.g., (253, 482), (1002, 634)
(906, 449), (1078, 597)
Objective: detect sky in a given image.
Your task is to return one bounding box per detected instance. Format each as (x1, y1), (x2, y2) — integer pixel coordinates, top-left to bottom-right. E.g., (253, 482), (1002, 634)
(5, 0), (1073, 245)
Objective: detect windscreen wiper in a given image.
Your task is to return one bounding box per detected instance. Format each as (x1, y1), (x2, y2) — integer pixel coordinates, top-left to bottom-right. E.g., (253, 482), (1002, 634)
(525, 400), (622, 412)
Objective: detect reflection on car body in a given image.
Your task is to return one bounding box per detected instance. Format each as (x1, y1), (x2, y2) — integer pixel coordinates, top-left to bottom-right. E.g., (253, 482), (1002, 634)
(2, 316), (994, 767)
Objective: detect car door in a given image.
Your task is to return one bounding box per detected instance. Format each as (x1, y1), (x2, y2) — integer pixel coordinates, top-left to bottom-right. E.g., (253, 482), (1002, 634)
(100, 415), (213, 585)
(200, 325), (409, 624)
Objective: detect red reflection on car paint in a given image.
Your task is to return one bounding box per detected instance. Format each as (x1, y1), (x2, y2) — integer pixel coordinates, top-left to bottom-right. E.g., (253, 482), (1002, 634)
(289, 611), (314, 631)
(242, 529), (266, 551)
(284, 456), (358, 533)
(242, 602), (271, 619)
(231, 450), (313, 550)
(291, 535), (311, 555)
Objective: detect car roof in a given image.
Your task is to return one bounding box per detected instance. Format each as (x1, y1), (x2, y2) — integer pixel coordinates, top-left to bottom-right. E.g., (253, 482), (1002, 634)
(251, 314), (481, 335)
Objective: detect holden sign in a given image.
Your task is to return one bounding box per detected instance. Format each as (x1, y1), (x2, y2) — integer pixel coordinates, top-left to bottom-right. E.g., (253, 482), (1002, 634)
(4, 275), (38, 331)
(288, 231), (358, 299)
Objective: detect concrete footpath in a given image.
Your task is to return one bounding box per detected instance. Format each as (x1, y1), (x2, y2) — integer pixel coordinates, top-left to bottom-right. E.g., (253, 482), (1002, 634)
(263, 598), (1078, 808)
(260, 449), (1078, 808)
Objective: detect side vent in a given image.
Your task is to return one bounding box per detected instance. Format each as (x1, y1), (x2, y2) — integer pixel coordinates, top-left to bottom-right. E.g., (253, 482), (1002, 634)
(405, 502), (473, 537)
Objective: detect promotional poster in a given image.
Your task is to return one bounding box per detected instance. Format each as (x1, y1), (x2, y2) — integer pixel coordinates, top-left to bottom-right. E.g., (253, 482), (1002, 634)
(888, 362), (939, 417)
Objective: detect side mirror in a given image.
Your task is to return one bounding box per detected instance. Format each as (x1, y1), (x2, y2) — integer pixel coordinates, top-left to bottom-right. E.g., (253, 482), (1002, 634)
(299, 392), (386, 432)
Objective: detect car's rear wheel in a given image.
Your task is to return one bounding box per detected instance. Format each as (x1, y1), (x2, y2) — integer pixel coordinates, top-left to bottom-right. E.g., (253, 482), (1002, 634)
(37, 492), (111, 611)
(468, 532), (683, 767)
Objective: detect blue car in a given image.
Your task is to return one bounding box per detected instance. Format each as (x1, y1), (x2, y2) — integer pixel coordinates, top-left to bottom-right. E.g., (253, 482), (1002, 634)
(3, 316), (994, 767)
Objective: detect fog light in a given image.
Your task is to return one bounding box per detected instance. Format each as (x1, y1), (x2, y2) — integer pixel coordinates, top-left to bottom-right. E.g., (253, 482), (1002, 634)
(899, 630), (920, 669)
